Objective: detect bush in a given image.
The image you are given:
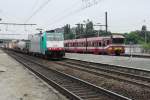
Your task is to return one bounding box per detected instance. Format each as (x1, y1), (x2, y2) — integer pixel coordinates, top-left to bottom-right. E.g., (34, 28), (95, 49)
(142, 43), (150, 53)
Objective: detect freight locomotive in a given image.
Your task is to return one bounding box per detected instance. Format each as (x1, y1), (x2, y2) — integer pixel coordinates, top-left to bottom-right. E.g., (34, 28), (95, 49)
(5, 31), (65, 58)
(65, 35), (125, 55)
(29, 31), (65, 58)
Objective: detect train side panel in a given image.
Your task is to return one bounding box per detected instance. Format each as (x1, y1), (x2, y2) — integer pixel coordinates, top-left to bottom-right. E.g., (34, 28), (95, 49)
(65, 35), (125, 55)
(29, 34), (41, 54)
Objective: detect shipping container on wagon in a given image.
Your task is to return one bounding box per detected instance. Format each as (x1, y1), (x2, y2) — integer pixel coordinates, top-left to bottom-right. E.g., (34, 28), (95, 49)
(29, 34), (41, 53)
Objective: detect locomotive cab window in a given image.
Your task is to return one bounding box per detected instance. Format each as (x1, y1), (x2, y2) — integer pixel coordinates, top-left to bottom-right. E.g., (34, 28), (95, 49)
(47, 32), (64, 41)
(112, 38), (124, 44)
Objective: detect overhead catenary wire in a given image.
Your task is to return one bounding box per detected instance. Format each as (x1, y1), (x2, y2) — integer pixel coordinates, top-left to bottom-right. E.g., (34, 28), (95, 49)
(24, 0), (102, 29)
(24, 0), (52, 24)
(46, 0), (102, 28)
(42, 0), (81, 25)
(31, 0), (39, 12)
(43, 0), (81, 26)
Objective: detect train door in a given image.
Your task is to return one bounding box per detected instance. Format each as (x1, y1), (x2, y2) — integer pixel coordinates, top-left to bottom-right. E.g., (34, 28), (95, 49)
(94, 41), (99, 54)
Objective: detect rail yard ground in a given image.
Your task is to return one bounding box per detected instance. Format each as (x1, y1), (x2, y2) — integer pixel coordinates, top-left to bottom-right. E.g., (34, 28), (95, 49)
(0, 49), (67, 100)
(3, 49), (150, 100)
(1, 49), (150, 100)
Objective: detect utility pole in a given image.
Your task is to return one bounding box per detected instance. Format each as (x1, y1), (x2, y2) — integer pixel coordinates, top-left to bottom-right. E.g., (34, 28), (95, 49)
(105, 12), (108, 34)
(0, 18), (2, 31)
(93, 12), (108, 36)
(142, 20), (147, 44)
(144, 31), (147, 44)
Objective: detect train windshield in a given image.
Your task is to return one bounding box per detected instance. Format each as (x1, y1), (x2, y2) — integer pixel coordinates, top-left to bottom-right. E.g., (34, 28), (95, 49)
(112, 38), (124, 44)
(47, 33), (64, 41)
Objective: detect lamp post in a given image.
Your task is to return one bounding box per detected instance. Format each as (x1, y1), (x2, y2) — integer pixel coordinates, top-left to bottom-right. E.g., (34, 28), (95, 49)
(129, 41), (133, 59)
(0, 18), (1, 31)
(144, 30), (147, 44)
(142, 20), (147, 44)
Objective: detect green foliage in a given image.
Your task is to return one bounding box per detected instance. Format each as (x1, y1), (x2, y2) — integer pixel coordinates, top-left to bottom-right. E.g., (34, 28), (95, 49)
(141, 25), (147, 31)
(85, 21), (94, 36)
(64, 33), (75, 40)
(145, 31), (150, 43)
(62, 18), (113, 39)
(75, 24), (85, 38)
(125, 25), (150, 44)
(64, 24), (75, 40)
(142, 43), (150, 53)
(64, 24), (71, 34)
(75, 19), (96, 38)
(124, 25), (150, 53)
(99, 30), (111, 36)
(124, 32), (144, 44)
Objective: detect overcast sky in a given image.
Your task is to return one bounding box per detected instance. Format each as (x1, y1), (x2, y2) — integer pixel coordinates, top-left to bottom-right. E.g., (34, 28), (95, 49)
(0, 0), (150, 39)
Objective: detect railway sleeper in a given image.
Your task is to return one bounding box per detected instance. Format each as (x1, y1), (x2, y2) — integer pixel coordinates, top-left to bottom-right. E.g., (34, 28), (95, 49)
(68, 89), (93, 93)
(65, 86), (89, 90)
(74, 91), (100, 96)
(79, 94), (101, 99)
(62, 85), (84, 88)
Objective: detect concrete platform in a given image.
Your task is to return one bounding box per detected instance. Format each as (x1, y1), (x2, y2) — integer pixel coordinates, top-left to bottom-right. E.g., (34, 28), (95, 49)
(0, 49), (67, 100)
(65, 53), (150, 71)
(125, 52), (150, 56)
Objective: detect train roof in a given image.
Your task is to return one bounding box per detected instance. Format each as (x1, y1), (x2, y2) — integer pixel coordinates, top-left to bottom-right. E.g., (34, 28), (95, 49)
(112, 35), (125, 38)
(65, 35), (125, 43)
(65, 36), (111, 43)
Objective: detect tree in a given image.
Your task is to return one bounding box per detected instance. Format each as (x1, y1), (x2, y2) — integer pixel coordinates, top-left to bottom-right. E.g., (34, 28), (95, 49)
(124, 32), (144, 44)
(142, 43), (150, 52)
(141, 25), (147, 31)
(85, 20), (94, 37)
(64, 24), (71, 34)
(64, 24), (75, 40)
(75, 24), (84, 38)
(99, 30), (111, 36)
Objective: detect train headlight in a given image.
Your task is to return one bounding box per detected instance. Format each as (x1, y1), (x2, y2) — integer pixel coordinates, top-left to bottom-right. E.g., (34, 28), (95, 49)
(108, 47), (113, 51)
(114, 48), (121, 51)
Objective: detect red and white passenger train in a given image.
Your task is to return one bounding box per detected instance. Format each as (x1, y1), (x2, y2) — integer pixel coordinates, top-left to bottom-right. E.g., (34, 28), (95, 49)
(65, 35), (125, 55)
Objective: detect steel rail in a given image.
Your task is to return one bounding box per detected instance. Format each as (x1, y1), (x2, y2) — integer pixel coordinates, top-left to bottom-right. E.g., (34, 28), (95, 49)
(6, 51), (131, 100)
(64, 58), (150, 78)
(59, 59), (150, 88)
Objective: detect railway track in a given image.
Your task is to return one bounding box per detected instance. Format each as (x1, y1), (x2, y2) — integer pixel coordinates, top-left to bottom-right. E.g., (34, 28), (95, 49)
(6, 51), (131, 100)
(56, 59), (150, 88)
